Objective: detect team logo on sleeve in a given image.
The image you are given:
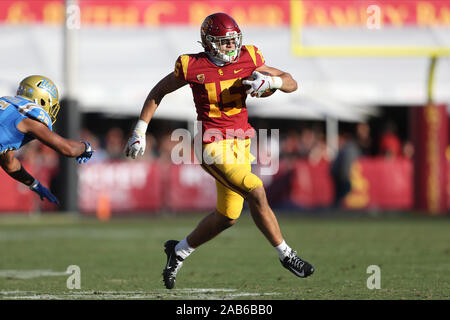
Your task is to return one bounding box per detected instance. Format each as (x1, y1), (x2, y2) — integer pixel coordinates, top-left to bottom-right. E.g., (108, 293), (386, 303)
(196, 74), (205, 83)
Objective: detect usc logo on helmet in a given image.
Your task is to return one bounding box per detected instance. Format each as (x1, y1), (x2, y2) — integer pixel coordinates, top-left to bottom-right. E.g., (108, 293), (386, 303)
(202, 18), (214, 32)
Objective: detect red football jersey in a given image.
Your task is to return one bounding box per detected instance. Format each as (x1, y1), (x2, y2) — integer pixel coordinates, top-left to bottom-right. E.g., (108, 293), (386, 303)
(174, 45), (265, 143)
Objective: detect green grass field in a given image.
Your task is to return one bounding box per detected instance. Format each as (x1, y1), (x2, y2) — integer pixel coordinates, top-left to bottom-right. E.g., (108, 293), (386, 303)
(0, 212), (449, 300)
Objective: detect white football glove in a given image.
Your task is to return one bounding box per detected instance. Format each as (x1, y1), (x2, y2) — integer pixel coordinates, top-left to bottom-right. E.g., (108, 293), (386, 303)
(242, 71), (283, 98)
(124, 120), (148, 159)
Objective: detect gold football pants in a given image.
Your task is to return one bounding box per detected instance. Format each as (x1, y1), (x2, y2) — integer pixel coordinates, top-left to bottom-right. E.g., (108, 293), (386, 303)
(198, 138), (263, 219)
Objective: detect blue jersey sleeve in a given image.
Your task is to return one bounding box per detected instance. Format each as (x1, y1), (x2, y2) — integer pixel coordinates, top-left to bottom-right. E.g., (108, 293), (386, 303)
(0, 96), (54, 153)
(25, 107), (53, 131)
(2, 96), (53, 131)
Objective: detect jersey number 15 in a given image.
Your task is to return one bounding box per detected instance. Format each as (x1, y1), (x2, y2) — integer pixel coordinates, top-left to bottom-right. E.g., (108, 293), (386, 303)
(205, 78), (244, 118)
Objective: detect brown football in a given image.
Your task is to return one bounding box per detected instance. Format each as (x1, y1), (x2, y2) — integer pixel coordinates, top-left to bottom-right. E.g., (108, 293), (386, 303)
(243, 71), (277, 98)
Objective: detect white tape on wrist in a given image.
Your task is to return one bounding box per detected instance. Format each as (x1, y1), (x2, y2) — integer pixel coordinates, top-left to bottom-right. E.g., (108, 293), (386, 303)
(134, 120), (148, 135)
(271, 76), (283, 90)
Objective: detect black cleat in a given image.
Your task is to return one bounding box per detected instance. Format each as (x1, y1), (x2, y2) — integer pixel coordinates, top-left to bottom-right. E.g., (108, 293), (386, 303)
(162, 240), (184, 289)
(280, 250), (314, 278)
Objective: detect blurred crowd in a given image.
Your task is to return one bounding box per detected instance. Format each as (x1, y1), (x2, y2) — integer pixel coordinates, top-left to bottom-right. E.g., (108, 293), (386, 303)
(14, 118), (417, 208)
(278, 122), (413, 162)
(16, 119), (414, 167)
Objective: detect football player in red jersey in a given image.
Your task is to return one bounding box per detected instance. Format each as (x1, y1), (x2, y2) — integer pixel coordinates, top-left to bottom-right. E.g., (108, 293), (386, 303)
(125, 13), (314, 289)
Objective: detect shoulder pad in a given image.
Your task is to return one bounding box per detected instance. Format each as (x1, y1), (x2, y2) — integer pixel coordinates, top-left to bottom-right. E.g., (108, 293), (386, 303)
(17, 103), (53, 131)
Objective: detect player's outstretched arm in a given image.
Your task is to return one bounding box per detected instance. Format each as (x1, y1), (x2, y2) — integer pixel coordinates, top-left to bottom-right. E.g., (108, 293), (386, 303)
(125, 72), (187, 159)
(140, 72), (188, 123)
(16, 118), (94, 163)
(0, 151), (59, 204)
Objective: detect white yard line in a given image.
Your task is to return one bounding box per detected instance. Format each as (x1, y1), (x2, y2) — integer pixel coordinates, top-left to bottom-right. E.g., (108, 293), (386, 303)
(0, 229), (151, 241)
(0, 288), (280, 300)
(0, 269), (68, 279)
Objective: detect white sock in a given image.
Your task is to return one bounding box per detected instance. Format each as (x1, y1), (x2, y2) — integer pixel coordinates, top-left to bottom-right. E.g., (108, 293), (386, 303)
(175, 238), (195, 260)
(274, 240), (292, 260)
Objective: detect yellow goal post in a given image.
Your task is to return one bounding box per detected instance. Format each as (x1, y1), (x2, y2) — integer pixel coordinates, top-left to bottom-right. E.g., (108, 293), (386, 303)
(290, 0), (450, 57)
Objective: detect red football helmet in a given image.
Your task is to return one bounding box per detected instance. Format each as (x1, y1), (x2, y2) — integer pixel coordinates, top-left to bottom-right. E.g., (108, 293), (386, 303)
(200, 13), (243, 64)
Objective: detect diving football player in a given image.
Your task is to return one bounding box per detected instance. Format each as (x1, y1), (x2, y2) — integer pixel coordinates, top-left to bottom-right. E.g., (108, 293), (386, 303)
(0, 75), (94, 204)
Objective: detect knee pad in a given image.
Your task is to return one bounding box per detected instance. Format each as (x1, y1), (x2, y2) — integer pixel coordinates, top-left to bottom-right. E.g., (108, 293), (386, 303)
(227, 167), (263, 194)
(216, 203), (243, 220)
(243, 172), (263, 192)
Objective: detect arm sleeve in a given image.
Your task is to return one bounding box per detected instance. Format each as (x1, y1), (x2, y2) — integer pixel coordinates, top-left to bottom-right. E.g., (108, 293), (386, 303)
(173, 55), (190, 81)
(24, 107), (52, 131)
(254, 46), (265, 67)
(244, 45), (265, 68)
